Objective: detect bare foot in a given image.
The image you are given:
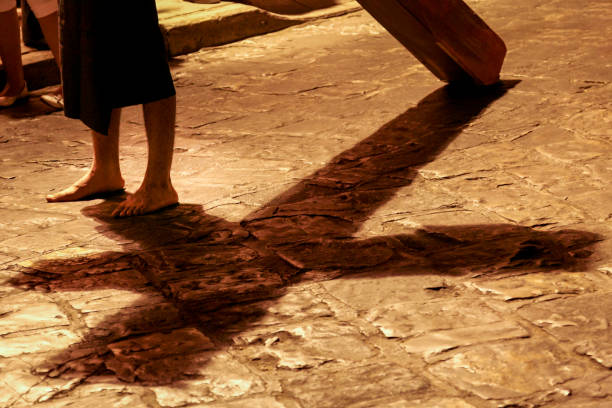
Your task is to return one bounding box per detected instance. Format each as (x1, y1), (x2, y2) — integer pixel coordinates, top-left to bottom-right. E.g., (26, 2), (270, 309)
(112, 184), (178, 217)
(46, 170), (125, 202)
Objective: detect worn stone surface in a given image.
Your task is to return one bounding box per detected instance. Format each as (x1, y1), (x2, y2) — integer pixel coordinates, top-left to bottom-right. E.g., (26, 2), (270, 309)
(561, 372), (612, 402)
(149, 352), (266, 407)
(1, 0), (612, 407)
(233, 319), (377, 369)
(279, 363), (429, 408)
(320, 273), (459, 310)
(518, 293), (612, 368)
(106, 328), (216, 383)
(548, 400), (612, 408)
(349, 397), (479, 408)
(0, 328), (81, 358)
(0, 292), (69, 336)
(467, 271), (612, 301)
(0, 358), (38, 406)
(16, 389), (150, 408)
(365, 298), (504, 338)
(429, 339), (586, 401)
(403, 320), (529, 358)
(193, 396), (300, 408)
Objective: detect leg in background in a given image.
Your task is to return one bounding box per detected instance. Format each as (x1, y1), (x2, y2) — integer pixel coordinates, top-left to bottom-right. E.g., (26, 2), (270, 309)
(37, 11), (60, 69)
(0, 7), (26, 96)
(36, 10), (63, 100)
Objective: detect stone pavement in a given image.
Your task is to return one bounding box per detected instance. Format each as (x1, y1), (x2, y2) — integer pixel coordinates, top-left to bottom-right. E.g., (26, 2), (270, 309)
(1, 0), (612, 407)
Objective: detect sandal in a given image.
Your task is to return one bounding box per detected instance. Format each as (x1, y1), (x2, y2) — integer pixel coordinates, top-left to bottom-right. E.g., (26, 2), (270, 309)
(41, 93), (64, 109)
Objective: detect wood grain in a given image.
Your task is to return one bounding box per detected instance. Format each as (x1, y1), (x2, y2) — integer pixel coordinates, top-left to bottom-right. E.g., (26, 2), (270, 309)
(357, 0), (506, 85)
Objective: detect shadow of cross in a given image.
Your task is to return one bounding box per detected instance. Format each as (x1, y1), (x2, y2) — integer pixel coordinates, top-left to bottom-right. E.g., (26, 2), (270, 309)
(9, 82), (601, 389)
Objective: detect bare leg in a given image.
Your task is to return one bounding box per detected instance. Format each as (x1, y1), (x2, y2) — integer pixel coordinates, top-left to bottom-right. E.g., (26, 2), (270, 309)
(37, 11), (62, 97)
(0, 8), (25, 96)
(112, 95), (178, 217)
(46, 109), (125, 202)
(37, 11), (61, 69)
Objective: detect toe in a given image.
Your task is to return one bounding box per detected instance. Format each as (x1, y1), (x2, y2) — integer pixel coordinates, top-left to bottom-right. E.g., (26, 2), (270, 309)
(125, 204), (137, 217)
(112, 203), (126, 218)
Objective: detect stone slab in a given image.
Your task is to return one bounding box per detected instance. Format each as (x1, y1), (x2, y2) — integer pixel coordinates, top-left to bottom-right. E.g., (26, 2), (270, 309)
(320, 273), (455, 310)
(365, 298), (503, 339)
(348, 397), (479, 408)
(194, 396), (300, 408)
(402, 320), (529, 357)
(518, 293), (612, 368)
(233, 319), (376, 370)
(279, 363), (429, 408)
(0, 327), (81, 358)
(0, 292), (69, 336)
(150, 352), (266, 407)
(106, 327), (216, 383)
(429, 339), (585, 401)
(16, 391), (149, 408)
(467, 271), (612, 301)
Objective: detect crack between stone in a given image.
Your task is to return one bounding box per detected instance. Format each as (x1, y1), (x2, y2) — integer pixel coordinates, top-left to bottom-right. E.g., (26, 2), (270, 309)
(262, 83), (337, 96)
(0, 323), (72, 338)
(50, 294), (89, 337)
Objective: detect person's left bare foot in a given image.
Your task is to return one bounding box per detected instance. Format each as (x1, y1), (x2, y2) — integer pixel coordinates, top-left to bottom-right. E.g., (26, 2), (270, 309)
(112, 184), (178, 217)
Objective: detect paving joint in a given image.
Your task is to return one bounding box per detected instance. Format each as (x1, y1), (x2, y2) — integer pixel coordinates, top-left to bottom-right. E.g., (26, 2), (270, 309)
(1, 1), (611, 406)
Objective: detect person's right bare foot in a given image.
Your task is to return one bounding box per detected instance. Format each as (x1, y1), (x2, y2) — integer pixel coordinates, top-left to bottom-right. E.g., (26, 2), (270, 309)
(46, 169), (125, 202)
(111, 183), (178, 218)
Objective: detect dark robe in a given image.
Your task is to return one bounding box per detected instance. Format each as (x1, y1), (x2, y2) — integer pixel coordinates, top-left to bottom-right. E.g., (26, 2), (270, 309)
(59, 0), (176, 135)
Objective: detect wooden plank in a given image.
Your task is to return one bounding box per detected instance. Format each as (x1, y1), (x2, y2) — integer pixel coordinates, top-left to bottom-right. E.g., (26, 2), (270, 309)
(357, 0), (506, 85)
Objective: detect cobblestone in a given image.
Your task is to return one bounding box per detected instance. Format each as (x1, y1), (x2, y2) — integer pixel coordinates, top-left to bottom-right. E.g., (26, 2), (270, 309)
(1, 0), (611, 407)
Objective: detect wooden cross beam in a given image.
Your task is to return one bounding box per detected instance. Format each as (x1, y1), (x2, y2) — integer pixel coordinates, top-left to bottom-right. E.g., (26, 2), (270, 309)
(356, 0), (507, 85)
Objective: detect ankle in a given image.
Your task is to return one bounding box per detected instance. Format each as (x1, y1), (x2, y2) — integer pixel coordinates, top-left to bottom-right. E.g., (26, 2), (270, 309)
(142, 182), (175, 192)
(89, 165), (123, 181)
(141, 174), (173, 189)
(1, 81), (26, 96)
